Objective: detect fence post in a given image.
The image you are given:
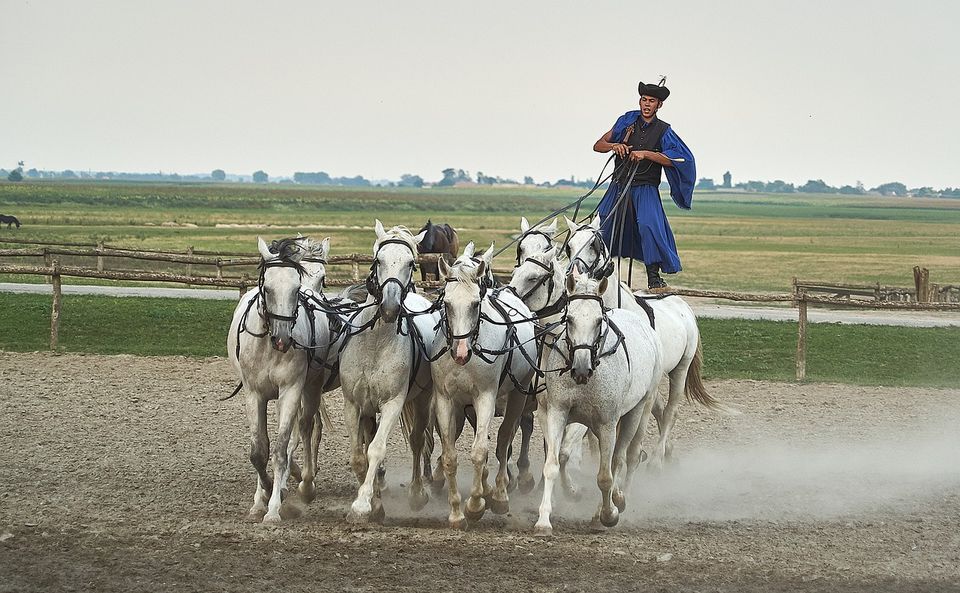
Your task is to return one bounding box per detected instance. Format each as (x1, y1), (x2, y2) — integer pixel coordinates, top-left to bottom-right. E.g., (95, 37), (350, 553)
(216, 258), (223, 280)
(96, 240), (105, 272)
(913, 266), (930, 303)
(50, 259), (62, 351)
(795, 292), (807, 382)
(186, 246), (194, 279)
(239, 273), (251, 299)
(352, 259), (360, 282)
(43, 248), (52, 284)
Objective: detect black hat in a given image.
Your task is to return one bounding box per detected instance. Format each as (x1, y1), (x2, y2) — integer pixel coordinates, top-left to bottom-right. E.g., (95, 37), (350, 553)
(638, 76), (670, 101)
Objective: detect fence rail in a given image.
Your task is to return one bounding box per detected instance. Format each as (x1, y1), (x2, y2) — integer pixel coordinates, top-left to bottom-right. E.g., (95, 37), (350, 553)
(2, 247), (959, 381)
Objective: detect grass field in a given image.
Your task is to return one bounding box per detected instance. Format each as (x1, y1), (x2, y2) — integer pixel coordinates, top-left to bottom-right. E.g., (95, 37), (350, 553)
(1, 292), (956, 387)
(2, 180), (959, 293)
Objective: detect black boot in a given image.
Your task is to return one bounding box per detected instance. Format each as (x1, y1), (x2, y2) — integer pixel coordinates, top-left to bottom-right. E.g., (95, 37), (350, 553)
(646, 263), (668, 291)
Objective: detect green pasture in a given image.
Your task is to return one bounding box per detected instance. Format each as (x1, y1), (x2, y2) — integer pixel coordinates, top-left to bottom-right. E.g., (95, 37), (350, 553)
(2, 180), (960, 293)
(1, 292), (957, 388)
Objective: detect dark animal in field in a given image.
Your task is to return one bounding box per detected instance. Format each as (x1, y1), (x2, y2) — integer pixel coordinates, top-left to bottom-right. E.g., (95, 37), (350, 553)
(0, 215), (21, 229)
(416, 220), (459, 281)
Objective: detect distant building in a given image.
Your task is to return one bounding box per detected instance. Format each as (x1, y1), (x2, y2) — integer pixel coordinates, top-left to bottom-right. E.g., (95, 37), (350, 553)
(722, 171), (732, 189)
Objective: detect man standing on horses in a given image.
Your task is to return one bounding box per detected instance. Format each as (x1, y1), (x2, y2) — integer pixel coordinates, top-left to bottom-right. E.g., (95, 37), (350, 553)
(592, 77), (696, 291)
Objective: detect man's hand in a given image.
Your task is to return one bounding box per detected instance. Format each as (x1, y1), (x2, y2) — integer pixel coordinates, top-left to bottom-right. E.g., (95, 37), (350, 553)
(611, 143), (629, 157)
(629, 150), (647, 161)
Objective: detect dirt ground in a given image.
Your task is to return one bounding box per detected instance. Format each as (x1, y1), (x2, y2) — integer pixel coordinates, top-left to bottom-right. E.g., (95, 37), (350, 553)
(1, 352), (958, 593)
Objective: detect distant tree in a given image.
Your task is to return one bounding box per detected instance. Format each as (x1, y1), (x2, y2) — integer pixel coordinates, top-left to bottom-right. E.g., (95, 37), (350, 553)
(26, 168), (39, 178)
(7, 169), (23, 182)
(871, 181), (907, 196)
(294, 171), (332, 184)
(838, 184), (865, 195)
(398, 174), (424, 188)
(764, 179), (796, 193)
(695, 177), (715, 190)
(252, 170), (268, 183)
(799, 179), (835, 193)
(523, 176), (535, 185)
(211, 169), (226, 181)
(60, 170), (77, 179)
(437, 168), (472, 186)
(911, 187), (936, 197)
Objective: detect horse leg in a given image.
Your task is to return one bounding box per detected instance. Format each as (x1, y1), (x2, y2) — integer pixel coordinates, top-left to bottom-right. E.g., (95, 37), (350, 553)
(533, 404), (566, 537)
(263, 386), (301, 523)
(656, 365), (689, 465)
(559, 423), (589, 501)
(343, 403), (368, 485)
(491, 391), (525, 514)
(297, 383), (323, 503)
(434, 395), (464, 528)
(624, 391), (657, 489)
(347, 396), (405, 524)
(611, 403), (646, 514)
(592, 424), (618, 529)
(464, 392), (496, 522)
(245, 392), (271, 520)
(516, 407), (537, 493)
(406, 395), (431, 511)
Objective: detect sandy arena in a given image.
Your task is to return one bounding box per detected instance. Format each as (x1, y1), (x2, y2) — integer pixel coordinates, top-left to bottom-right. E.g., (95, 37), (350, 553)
(1, 352), (958, 592)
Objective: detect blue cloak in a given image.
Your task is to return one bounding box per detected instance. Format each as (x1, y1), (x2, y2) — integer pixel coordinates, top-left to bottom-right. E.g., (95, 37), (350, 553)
(597, 111), (696, 274)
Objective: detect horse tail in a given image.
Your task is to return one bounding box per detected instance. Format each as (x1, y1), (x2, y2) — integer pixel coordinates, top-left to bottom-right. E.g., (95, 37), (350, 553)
(399, 398), (415, 446)
(219, 382), (243, 401)
(685, 338), (740, 415)
(318, 394), (334, 433)
(447, 226), (460, 261)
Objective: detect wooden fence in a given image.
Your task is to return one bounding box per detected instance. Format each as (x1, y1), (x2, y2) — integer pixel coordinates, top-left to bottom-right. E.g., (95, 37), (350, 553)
(2, 242), (959, 380)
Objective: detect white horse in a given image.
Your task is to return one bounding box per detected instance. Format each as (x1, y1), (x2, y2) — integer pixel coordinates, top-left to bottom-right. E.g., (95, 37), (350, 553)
(338, 221), (438, 523)
(226, 236), (343, 522)
(535, 271), (663, 536)
(432, 242), (537, 528)
(564, 214), (732, 465)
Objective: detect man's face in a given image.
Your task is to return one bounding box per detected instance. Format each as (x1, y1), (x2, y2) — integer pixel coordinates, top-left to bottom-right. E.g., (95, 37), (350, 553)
(639, 95), (661, 118)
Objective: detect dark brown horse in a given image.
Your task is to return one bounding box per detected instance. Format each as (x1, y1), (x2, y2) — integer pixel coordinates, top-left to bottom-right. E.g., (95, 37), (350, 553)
(416, 220), (459, 281)
(0, 215), (20, 229)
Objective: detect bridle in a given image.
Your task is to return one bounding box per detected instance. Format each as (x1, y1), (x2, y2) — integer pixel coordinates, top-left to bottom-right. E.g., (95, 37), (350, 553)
(559, 292), (629, 376)
(256, 256), (307, 325)
(564, 227), (614, 279)
(365, 238), (418, 306)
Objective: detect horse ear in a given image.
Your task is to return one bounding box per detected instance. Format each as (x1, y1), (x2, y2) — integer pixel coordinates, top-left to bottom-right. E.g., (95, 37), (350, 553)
(480, 242), (495, 267)
(598, 276), (608, 295)
(463, 241), (476, 258)
(544, 218), (558, 237)
(414, 229), (428, 244)
(542, 246), (557, 261)
(566, 270), (576, 293)
(520, 217), (530, 232)
(374, 219), (386, 240)
(564, 216), (579, 233)
(476, 259), (487, 280)
(257, 237), (273, 261)
(438, 255), (451, 280)
(590, 214), (601, 229)
(320, 237), (331, 259)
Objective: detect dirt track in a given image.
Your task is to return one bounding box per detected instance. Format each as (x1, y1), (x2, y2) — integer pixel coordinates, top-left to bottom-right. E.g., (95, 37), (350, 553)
(1, 352), (958, 592)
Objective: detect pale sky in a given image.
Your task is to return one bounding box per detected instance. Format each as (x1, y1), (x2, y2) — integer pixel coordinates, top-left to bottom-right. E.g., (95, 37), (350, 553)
(2, 1), (958, 188)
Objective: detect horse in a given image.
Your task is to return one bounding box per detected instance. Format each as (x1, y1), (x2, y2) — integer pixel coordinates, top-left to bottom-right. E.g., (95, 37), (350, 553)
(338, 220), (438, 523)
(416, 220), (459, 281)
(564, 214), (734, 466)
(431, 242), (537, 528)
(226, 236), (344, 522)
(534, 269), (663, 536)
(0, 215), (21, 229)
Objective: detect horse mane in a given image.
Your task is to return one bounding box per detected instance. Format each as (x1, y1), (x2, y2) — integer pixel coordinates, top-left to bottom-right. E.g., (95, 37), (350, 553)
(267, 237), (303, 261)
(301, 236), (326, 259)
(377, 226), (420, 258)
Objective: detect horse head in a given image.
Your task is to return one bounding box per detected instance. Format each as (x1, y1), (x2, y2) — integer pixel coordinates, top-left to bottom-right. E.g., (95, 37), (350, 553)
(257, 237), (305, 352)
(371, 220), (425, 323)
(564, 267), (609, 384)
(564, 214), (612, 277)
(509, 244), (561, 315)
(517, 216), (558, 264)
(298, 235), (330, 294)
(440, 241), (494, 366)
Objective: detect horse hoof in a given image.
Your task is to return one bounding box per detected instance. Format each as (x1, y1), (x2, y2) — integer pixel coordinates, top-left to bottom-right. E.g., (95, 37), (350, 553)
(449, 517), (467, 530)
(246, 508), (266, 522)
(517, 474), (537, 495)
(408, 489), (429, 512)
(600, 508), (620, 528)
(464, 498), (486, 522)
(533, 524), (553, 538)
(262, 512), (282, 524)
(370, 503), (386, 524)
(612, 491), (626, 513)
(488, 497), (510, 515)
(298, 482), (316, 503)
